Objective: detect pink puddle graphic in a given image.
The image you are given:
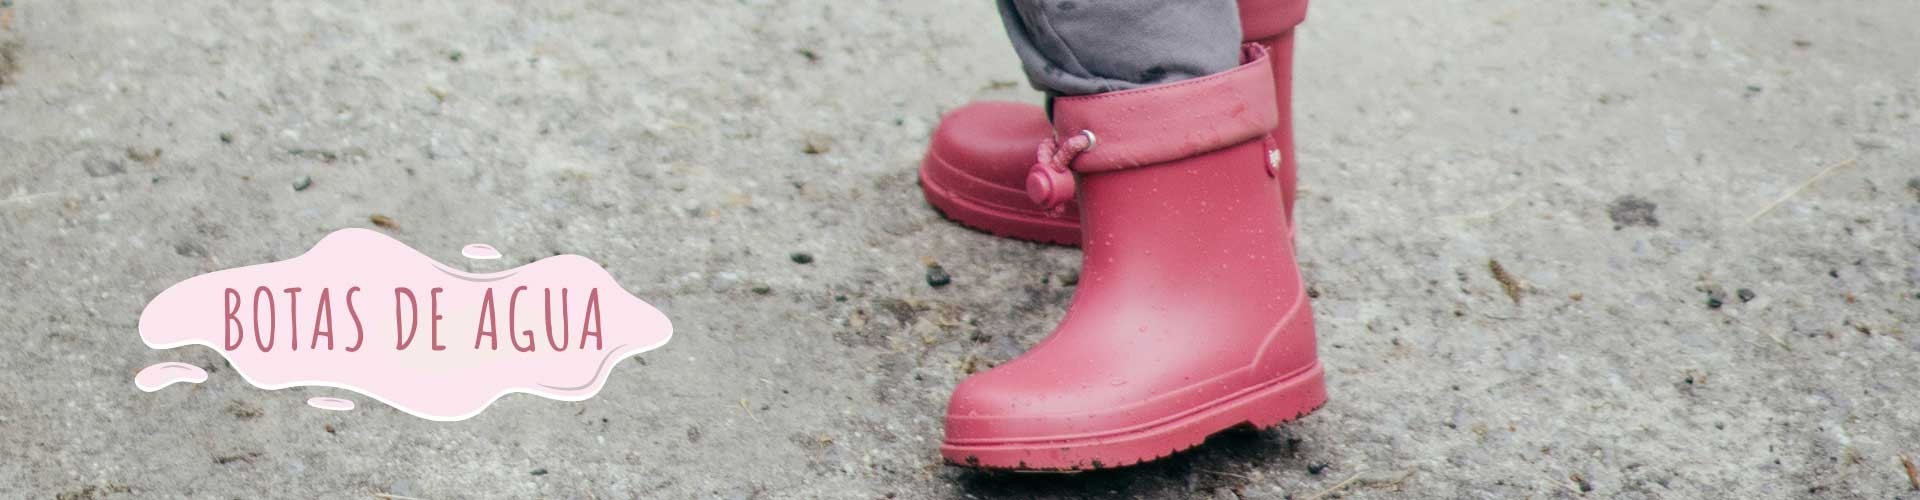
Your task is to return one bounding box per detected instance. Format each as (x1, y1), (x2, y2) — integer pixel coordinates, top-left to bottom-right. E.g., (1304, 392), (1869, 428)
(134, 362), (209, 392)
(307, 397), (356, 411)
(138, 228), (672, 421)
(461, 244), (501, 260)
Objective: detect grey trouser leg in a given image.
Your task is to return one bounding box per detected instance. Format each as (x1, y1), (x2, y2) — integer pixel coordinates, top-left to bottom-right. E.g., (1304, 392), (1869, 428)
(996, 0), (1241, 97)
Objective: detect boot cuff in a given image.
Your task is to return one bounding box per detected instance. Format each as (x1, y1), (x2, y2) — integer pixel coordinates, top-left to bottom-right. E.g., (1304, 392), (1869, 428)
(1050, 43), (1280, 174)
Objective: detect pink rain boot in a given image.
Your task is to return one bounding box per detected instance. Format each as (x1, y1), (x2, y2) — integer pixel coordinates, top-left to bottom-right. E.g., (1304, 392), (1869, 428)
(941, 43), (1325, 471)
(918, 0), (1309, 245)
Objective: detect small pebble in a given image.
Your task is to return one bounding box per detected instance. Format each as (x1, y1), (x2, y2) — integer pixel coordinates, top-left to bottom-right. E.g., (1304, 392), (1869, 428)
(1607, 195), (1660, 229)
(1737, 288), (1756, 302)
(369, 214), (399, 231)
(1308, 463), (1329, 475)
(1058, 270), (1079, 287)
(1573, 473), (1595, 492)
(292, 175), (312, 191)
(926, 264), (952, 288)
(1706, 293), (1725, 309)
(385, 480), (419, 498)
(530, 468), (547, 476)
(83, 158), (125, 177)
(174, 241), (207, 258)
(751, 285), (772, 295)
(126, 147), (162, 163)
(707, 272), (740, 292)
(790, 252), (814, 264)
(219, 132), (234, 144)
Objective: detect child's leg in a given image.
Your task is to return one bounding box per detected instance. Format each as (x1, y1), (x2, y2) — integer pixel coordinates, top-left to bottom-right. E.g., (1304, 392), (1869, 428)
(995, 0), (1243, 97)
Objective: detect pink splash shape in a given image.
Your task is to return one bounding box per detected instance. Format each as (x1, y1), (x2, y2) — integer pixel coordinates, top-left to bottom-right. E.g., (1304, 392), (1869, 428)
(307, 397), (355, 411)
(135, 362), (209, 392)
(138, 228), (673, 421)
(462, 244), (502, 260)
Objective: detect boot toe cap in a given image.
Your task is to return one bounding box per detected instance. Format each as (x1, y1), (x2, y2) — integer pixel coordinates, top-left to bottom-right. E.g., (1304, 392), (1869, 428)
(941, 357), (1211, 445)
(927, 101), (1052, 188)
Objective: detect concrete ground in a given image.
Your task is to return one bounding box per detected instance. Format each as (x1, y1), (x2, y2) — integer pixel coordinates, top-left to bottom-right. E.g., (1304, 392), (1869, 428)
(3, 0), (1918, 498)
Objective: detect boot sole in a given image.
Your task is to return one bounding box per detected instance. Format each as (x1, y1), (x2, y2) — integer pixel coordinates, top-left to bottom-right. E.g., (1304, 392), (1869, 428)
(940, 361), (1326, 472)
(918, 150), (1081, 247)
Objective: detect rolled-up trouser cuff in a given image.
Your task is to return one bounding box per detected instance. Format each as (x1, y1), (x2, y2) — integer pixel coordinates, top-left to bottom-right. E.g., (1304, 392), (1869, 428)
(996, 0), (1242, 97)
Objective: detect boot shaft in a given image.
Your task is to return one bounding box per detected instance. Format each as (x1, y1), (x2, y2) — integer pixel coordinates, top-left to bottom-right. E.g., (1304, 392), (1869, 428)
(1038, 43), (1316, 376)
(1241, 0), (1307, 221)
